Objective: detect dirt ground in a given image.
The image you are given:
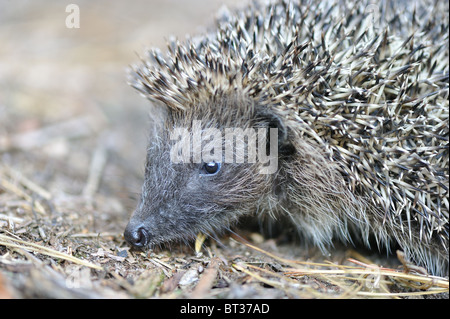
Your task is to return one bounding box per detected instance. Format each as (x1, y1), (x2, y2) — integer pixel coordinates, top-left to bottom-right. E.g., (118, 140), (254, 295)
(0, 0), (448, 299)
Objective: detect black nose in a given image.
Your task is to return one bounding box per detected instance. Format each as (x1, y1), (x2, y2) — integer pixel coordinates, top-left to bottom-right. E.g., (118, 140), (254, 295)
(124, 225), (150, 248)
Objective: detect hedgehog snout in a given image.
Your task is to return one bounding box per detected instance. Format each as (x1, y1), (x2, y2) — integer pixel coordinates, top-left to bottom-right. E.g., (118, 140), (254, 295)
(124, 219), (150, 248)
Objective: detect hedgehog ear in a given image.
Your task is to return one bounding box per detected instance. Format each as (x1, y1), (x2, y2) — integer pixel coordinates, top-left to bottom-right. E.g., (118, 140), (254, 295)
(259, 111), (296, 158)
(257, 111), (296, 200)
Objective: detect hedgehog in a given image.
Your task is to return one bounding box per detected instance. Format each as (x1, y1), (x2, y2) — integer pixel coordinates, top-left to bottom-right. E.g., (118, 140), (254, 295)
(124, 0), (449, 276)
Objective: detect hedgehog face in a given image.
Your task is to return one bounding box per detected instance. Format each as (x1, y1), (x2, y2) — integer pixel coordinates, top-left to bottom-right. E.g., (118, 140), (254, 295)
(124, 112), (280, 248)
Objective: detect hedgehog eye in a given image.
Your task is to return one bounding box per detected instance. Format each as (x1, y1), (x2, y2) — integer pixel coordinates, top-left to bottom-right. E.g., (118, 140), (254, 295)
(201, 161), (221, 176)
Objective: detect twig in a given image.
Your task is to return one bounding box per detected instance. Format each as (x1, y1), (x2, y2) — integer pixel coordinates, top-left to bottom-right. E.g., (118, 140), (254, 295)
(82, 142), (108, 205)
(70, 232), (118, 238)
(0, 234), (102, 270)
(0, 214), (24, 223)
(0, 178), (46, 215)
(190, 258), (219, 298)
(232, 263), (285, 289)
(1, 164), (51, 200)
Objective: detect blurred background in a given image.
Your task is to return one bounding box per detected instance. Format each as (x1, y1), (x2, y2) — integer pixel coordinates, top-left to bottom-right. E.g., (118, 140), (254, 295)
(0, 0), (244, 227)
